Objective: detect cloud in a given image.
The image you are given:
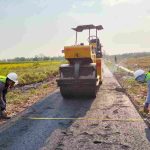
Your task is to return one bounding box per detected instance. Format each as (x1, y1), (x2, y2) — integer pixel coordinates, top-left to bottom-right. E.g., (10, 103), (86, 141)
(72, 0), (96, 9)
(113, 30), (150, 46)
(82, 0), (96, 7)
(102, 0), (142, 6)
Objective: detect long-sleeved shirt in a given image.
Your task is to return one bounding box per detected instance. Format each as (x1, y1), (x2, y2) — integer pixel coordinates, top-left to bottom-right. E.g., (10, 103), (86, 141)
(145, 80), (150, 104)
(0, 81), (7, 111)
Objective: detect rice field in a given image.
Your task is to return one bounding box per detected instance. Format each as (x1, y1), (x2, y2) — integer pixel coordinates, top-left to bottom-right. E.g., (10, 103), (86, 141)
(0, 61), (63, 85)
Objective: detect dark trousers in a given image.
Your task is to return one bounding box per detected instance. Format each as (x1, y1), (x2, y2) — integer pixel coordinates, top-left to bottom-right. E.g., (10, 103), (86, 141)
(0, 89), (7, 111)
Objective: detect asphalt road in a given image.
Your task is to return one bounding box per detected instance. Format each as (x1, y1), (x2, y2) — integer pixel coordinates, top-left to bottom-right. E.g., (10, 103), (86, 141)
(0, 65), (150, 150)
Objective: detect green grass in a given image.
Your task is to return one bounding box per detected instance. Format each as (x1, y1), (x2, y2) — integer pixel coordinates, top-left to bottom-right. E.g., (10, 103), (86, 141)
(7, 89), (30, 104)
(6, 82), (55, 107)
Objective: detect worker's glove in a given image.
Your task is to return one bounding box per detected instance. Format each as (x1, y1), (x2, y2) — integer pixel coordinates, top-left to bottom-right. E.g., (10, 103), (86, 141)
(144, 103), (149, 114)
(0, 110), (10, 119)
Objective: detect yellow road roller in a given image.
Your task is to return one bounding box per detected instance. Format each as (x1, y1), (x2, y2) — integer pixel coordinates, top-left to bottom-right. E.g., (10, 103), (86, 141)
(57, 24), (103, 98)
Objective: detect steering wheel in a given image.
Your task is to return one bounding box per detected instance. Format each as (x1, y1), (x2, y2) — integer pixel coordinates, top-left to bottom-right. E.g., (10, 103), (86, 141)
(87, 35), (97, 42)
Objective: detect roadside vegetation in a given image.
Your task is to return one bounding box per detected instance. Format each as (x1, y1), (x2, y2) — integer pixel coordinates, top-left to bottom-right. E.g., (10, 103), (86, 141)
(6, 80), (56, 117)
(106, 54), (150, 117)
(120, 56), (150, 72)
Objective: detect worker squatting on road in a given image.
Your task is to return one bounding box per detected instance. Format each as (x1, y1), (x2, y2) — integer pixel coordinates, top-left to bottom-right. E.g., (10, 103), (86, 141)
(0, 73), (18, 119)
(134, 69), (150, 113)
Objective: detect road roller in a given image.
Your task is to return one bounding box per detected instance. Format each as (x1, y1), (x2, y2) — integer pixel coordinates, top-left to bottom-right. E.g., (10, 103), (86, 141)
(57, 24), (103, 98)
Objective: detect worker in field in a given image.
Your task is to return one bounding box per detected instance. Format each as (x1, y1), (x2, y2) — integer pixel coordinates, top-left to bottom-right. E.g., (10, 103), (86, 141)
(0, 73), (18, 119)
(114, 56), (117, 64)
(134, 69), (150, 113)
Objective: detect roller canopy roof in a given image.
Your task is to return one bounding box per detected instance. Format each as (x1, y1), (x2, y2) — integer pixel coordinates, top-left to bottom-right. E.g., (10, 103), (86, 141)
(72, 24), (103, 32)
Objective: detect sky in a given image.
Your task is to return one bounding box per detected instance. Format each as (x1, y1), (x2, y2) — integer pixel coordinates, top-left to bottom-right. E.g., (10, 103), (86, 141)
(0, 0), (150, 59)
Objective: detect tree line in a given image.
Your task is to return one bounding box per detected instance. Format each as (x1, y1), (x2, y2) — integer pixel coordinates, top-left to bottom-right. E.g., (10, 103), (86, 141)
(0, 55), (64, 62)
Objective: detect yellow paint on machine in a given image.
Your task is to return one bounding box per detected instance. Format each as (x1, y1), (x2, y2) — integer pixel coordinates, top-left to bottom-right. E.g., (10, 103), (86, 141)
(64, 45), (95, 61)
(96, 58), (102, 80)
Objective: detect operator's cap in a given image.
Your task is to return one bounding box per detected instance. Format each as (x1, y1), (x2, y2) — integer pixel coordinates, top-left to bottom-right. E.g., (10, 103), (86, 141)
(134, 69), (145, 79)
